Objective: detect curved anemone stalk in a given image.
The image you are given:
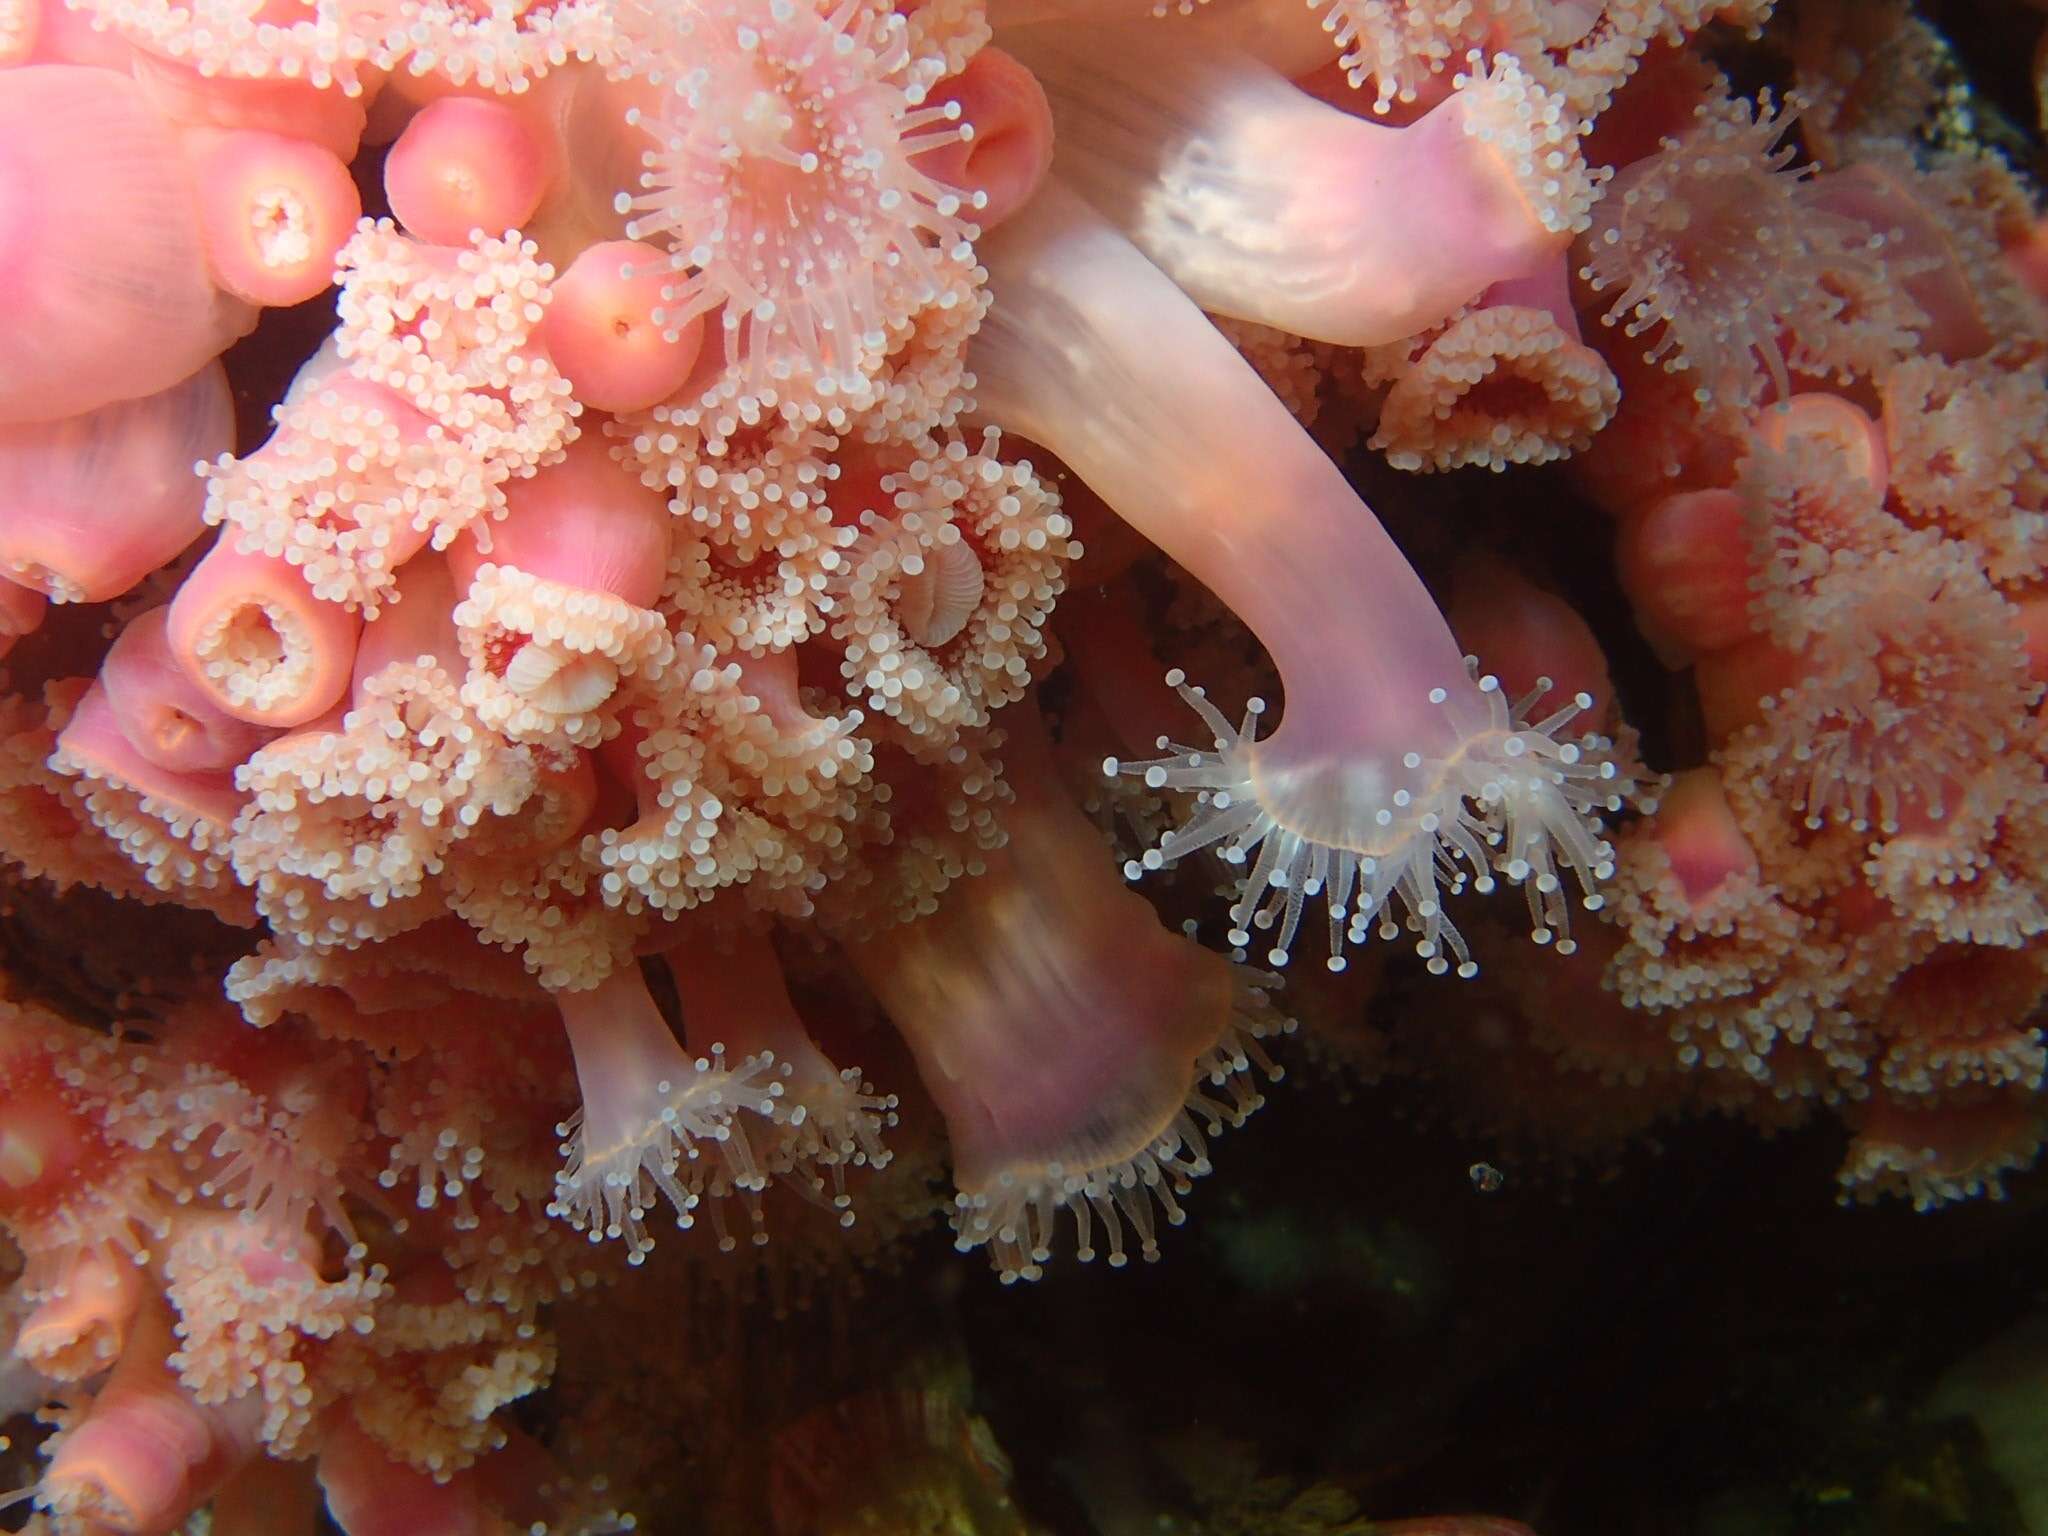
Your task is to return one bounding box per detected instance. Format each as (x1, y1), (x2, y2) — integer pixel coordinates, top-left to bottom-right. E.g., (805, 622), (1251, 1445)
(1009, 24), (1600, 346)
(974, 184), (1644, 974)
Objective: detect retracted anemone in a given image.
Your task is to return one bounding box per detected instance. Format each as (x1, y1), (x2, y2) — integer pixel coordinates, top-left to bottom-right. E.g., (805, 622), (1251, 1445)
(974, 185), (1643, 974)
(846, 706), (1288, 1280)
(34, 1305), (264, 1534)
(1010, 25), (1599, 347)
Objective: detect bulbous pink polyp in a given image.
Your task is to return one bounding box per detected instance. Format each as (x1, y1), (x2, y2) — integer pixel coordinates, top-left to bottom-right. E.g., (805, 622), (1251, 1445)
(0, 362), (233, 605)
(0, 66), (253, 425)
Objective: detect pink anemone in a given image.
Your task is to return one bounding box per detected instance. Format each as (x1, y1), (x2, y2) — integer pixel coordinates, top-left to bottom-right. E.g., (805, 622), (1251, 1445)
(1016, 27), (1600, 346)
(976, 186), (1642, 974)
(546, 963), (783, 1263)
(611, 0), (983, 400)
(0, 362), (232, 605)
(846, 705), (1288, 1280)
(0, 66), (253, 424)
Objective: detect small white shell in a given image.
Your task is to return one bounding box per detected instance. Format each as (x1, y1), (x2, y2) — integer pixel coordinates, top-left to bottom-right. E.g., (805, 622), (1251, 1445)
(501, 641), (619, 715)
(895, 533), (983, 649)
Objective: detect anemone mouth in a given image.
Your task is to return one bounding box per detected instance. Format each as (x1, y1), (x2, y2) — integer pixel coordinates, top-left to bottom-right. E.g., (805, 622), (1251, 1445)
(951, 983), (1288, 1283)
(1111, 665), (1648, 974)
(193, 600), (309, 714)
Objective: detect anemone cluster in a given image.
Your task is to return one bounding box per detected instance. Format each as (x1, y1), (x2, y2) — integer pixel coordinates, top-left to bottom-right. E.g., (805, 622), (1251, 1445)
(0, 0), (2043, 1530)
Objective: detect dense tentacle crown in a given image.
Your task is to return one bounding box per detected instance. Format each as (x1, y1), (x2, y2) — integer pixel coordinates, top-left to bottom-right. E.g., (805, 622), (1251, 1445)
(1110, 667), (1645, 974)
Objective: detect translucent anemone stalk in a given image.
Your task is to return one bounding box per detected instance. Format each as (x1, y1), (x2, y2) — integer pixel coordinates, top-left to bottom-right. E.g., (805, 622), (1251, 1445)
(1008, 25), (1599, 346)
(548, 964), (782, 1263)
(987, 0), (1337, 78)
(845, 704), (1287, 1281)
(974, 184), (1640, 973)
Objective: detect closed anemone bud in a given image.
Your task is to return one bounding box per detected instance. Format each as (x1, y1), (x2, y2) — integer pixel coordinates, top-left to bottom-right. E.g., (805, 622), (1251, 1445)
(447, 434), (670, 610)
(1616, 487), (1755, 664)
(1446, 561), (1617, 728)
(39, 1307), (264, 1534)
(187, 127), (361, 307)
(166, 542), (363, 728)
(53, 679), (244, 826)
(1695, 633), (1808, 743)
(1637, 767), (1759, 907)
(0, 361), (232, 604)
(536, 239), (706, 415)
(914, 47), (1053, 230)
(1753, 392), (1889, 498)
(349, 553), (463, 689)
(383, 95), (551, 246)
(316, 1419), (488, 1536)
(100, 606), (279, 774)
